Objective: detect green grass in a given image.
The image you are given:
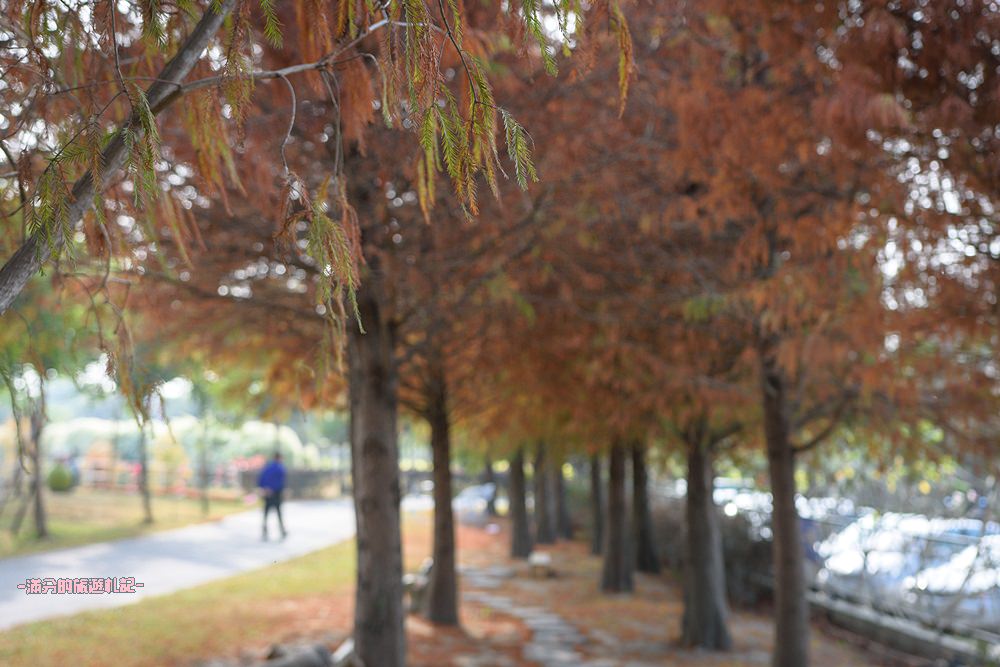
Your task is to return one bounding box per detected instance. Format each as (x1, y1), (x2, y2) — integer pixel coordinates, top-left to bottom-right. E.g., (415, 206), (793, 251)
(0, 511), (434, 667)
(0, 488), (247, 558)
(0, 539), (357, 667)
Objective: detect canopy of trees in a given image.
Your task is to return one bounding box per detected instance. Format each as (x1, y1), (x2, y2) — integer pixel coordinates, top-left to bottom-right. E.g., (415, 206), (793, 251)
(3, 2), (1000, 667)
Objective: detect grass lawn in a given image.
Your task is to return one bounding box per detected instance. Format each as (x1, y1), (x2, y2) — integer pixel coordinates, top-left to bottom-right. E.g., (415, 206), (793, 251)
(0, 539), (358, 667)
(1, 511), (890, 667)
(0, 488), (247, 558)
(0, 511), (435, 667)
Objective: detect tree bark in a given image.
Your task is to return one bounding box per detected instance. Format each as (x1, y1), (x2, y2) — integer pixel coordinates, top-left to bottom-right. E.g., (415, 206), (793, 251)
(681, 439), (731, 650)
(0, 463), (24, 524)
(15, 455), (26, 493)
(422, 365), (458, 625)
(0, 0), (237, 314)
(760, 342), (809, 667)
(347, 273), (405, 667)
(631, 441), (659, 574)
(138, 426), (153, 524)
(111, 409), (120, 490)
(509, 447), (533, 559)
(10, 486), (30, 536)
(199, 407), (210, 516)
(601, 441), (633, 593)
(552, 455), (573, 540)
(533, 444), (556, 544)
(482, 456), (498, 516)
(30, 403), (47, 539)
(590, 454), (604, 556)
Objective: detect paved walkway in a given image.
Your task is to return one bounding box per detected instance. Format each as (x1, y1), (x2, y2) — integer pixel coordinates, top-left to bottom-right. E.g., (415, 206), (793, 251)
(0, 496), (430, 631)
(463, 565), (604, 667)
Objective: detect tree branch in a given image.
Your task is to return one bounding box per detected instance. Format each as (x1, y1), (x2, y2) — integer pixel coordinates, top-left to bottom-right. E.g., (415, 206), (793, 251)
(0, 0), (238, 315)
(792, 390), (855, 454)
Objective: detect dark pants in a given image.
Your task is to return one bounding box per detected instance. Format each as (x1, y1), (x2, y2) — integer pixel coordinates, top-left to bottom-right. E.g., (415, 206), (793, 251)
(262, 490), (286, 538)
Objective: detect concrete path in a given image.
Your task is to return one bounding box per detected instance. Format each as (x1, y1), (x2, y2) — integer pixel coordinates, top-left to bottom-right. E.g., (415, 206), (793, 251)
(462, 565), (598, 667)
(0, 496), (431, 631)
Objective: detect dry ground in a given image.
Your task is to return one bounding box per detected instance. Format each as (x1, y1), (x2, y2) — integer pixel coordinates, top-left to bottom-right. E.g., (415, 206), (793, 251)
(240, 515), (894, 667)
(404, 520), (890, 667)
(3, 511), (904, 667)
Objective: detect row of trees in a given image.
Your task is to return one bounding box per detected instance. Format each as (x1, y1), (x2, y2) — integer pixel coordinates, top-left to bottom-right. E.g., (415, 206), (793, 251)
(3, 2), (1000, 667)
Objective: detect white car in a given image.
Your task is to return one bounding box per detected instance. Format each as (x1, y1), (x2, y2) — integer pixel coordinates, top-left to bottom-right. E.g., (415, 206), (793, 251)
(904, 534), (1000, 631)
(816, 513), (974, 610)
(452, 483), (496, 526)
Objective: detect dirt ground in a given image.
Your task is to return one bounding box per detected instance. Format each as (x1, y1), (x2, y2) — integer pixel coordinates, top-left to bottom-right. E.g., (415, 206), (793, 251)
(220, 515), (911, 667)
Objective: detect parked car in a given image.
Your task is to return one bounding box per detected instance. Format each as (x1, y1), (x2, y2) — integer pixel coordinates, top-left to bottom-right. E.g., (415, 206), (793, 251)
(815, 513), (974, 610)
(452, 483), (496, 526)
(712, 478), (755, 505)
(904, 534), (1000, 632)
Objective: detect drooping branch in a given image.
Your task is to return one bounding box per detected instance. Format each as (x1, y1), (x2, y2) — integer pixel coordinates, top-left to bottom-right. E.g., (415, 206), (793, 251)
(0, 0), (238, 315)
(0, 12), (450, 317)
(144, 16), (454, 113)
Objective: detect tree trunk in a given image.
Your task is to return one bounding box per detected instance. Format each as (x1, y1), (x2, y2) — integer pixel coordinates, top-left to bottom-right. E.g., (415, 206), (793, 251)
(422, 368), (458, 625)
(10, 487), (30, 536)
(533, 444), (556, 544)
(760, 343), (809, 667)
(601, 442), (633, 593)
(138, 426), (153, 524)
(199, 411), (210, 516)
(111, 409), (120, 489)
(553, 456), (573, 540)
(509, 448), (533, 559)
(30, 405), (47, 538)
(590, 454), (603, 556)
(347, 275), (405, 667)
(0, 464), (24, 523)
(631, 441), (659, 574)
(482, 456), (498, 516)
(13, 457), (25, 495)
(10, 424), (30, 534)
(681, 439), (731, 650)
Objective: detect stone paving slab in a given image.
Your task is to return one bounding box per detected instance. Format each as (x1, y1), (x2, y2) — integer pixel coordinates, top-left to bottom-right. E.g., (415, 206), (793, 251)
(462, 564), (593, 667)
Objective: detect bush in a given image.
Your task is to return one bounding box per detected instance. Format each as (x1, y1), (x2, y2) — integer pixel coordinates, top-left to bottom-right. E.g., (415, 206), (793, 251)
(652, 498), (774, 607)
(47, 464), (74, 492)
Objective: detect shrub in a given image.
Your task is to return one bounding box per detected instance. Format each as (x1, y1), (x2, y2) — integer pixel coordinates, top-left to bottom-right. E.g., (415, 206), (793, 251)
(652, 497), (774, 607)
(47, 464), (74, 492)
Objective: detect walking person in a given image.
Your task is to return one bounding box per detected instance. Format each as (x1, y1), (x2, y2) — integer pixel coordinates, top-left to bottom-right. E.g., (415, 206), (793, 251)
(257, 452), (287, 541)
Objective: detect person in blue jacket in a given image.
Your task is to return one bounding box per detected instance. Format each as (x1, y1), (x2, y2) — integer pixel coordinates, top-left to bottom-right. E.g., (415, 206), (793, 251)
(257, 452), (287, 541)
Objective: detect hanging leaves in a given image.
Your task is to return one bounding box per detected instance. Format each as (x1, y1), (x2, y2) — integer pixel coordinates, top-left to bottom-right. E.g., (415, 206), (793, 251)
(500, 108), (537, 190)
(610, 1), (634, 117)
(259, 0), (283, 47)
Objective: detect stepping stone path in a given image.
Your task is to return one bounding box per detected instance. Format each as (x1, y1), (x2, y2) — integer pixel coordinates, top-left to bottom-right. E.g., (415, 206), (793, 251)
(461, 565), (613, 667)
